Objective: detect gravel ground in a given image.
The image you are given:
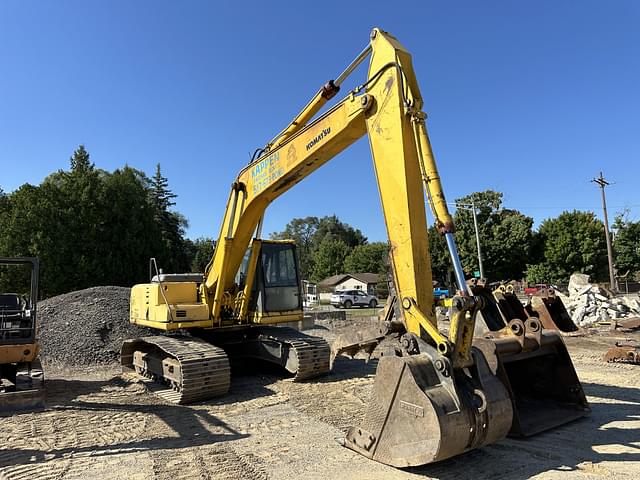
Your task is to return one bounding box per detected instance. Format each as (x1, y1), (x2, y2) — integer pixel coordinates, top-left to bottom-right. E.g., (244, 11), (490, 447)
(1, 317), (638, 480)
(8, 290), (637, 479)
(38, 286), (151, 366)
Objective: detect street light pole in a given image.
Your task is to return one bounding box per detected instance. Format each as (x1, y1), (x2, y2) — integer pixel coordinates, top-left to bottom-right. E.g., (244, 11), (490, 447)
(471, 200), (485, 279)
(450, 201), (485, 279)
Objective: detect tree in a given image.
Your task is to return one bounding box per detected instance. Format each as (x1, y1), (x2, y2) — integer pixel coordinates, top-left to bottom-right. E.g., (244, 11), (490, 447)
(149, 163), (190, 273)
(313, 215), (366, 248)
(188, 237), (216, 273)
(525, 263), (555, 285)
(526, 210), (607, 284)
(453, 190), (534, 281)
(150, 163), (177, 214)
(486, 209), (535, 280)
(271, 215), (367, 280)
(270, 216), (320, 279)
(0, 180), (76, 295)
(96, 166), (165, 286)
(613, 212), (640, 278)
(0, 186), (7, 221)
(69, 144), (93, 173)
(428, 226), (451, 286)
(311, 238), (350, 281)
(0, 147), (193, 297)
(344, 242), (388, 275)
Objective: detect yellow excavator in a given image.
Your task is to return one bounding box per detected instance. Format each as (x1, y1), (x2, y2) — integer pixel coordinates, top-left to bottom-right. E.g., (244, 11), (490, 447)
(123, 28), (589, 467)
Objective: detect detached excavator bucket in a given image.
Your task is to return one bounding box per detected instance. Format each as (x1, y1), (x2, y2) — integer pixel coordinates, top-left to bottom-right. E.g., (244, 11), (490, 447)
(470, 286), (588, 435)
(493, 285), (530, 323)
(475, 319), (589, 437)
(0, 387), (45, 415)
(527, 288), (579, 333)
(344, 341), (513, 467)
(604, 341), (640, 364)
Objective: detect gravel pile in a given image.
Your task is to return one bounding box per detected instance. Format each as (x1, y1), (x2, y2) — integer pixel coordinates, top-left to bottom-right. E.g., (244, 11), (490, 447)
(38, 286), (152, 366)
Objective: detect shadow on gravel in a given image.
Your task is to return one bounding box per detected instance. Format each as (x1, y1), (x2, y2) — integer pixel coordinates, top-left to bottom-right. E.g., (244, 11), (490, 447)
(0, 376), (252, 469)
(401, 381), (640, 479)
(324, 356), (378, 382)
(229, 353), (378, 384)
(1, 357), (375, 470)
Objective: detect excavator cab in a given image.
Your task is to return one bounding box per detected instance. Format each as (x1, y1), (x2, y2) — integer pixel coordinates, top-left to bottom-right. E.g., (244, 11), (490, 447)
(245, 240), (303, 318)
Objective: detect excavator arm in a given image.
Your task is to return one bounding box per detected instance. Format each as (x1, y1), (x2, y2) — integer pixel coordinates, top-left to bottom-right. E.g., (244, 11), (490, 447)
(205, 28), (470, 358)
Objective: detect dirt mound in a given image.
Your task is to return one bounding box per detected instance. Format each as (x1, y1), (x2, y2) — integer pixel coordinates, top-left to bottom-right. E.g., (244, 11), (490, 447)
(38, 286), (152, 366)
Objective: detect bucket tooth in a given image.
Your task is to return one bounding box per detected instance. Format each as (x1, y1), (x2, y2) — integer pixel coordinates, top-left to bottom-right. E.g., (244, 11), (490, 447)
(344, 345), (512, 467)
(331, 325), (387, 365)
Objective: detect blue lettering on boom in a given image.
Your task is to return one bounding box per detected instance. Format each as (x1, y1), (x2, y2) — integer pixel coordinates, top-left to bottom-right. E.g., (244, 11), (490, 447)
(251, 152), (280, 179)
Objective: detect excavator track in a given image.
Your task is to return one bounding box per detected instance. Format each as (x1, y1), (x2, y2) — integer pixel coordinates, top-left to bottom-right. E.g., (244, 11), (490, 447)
(253, 326), (331, 381)
(121, 335), (230, 404)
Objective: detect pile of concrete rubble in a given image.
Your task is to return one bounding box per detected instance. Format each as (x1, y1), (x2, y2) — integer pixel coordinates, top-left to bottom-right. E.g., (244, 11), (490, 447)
(561, 273), (640, 327)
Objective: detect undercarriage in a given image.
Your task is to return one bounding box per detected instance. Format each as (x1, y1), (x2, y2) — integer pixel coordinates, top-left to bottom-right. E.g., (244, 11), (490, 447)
(121, 326), (331, 404)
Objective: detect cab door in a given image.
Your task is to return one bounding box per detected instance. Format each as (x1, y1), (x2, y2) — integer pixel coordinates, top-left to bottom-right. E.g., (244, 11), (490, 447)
(255, 242), (302, 312)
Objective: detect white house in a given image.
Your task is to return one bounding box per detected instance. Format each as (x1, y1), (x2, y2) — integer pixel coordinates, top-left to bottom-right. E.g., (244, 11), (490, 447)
(318, 273), (381, 301)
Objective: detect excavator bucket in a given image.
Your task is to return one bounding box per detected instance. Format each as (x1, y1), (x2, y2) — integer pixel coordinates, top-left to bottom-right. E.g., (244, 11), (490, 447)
(466, 285), (589, 434)
(527, 288), (579, 333)
(344, 341), (513, 467)
(479, 287), (588, 433)
(492, 285), (530, 323)
(604, 341), (640, 364)
(475, 319), (589, 437)
(331, 324), (386, 366)
(468, 283), (508, 332)
(339, 295), (588, 465)
(0, 385), (45, 415)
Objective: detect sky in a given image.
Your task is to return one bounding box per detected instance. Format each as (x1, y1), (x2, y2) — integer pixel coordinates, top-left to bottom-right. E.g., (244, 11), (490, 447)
(1, 1), (639, 242)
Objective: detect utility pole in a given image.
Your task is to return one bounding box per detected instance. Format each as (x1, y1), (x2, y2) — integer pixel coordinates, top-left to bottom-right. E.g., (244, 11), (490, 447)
(471, 200), (485, 279)
(592, 172), (617, 291)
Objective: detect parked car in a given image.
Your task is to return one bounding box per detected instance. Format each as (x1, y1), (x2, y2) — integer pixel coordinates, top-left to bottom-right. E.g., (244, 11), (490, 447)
(433, 287), (449, 298)
(524, 284), (550, 295)
(330, 289), (378, 309)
